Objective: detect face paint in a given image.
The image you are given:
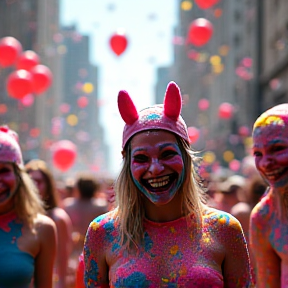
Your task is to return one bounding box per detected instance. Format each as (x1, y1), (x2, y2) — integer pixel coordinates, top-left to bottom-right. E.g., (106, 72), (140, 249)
(0, 162), (19, 214)
(130, 130), (185, 205)
(253, 118), (288, 188)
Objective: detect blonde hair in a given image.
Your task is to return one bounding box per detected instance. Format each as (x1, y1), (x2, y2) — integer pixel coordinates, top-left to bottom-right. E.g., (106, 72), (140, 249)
(14, 165), (46, 226)
(115, 135), (206, 253)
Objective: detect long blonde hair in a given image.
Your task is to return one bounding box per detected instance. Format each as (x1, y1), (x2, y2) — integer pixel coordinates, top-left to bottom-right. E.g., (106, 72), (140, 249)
(115, 135), (206, 252)
(14, 164), (45, 227)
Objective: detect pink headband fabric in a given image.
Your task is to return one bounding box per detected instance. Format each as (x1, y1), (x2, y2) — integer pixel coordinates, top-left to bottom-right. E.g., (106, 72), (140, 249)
(0, 125), (23, 168)
(118, 81), (189, 148)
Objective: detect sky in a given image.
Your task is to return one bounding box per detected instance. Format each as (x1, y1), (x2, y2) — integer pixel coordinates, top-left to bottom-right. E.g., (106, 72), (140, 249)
(60, 0), (178, 175)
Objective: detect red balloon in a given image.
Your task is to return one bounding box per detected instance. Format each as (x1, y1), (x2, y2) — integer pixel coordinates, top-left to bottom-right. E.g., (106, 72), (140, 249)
(195, 0), (220, 9)
(0, 37), (22, 67)
(109, 32), (128, 56)
(30, 65), (53, 94)
(188, 18), (213, 47)
(77, 96), (89, 108)
(198, 98), (210, 111)
(52, 140), (77, 171)
(218, 102), (234, 119)
(188, 126), (200, 144)
(6, 70), (33, 99)
(16, 50), (40, 71)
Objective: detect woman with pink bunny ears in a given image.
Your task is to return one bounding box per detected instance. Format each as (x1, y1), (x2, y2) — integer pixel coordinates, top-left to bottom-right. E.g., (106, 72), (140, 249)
(84, 82), (252, 287)
(0, 125), (57, 288)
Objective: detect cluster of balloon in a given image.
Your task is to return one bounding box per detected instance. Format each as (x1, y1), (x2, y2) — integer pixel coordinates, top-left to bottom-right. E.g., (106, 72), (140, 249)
(218, 102), (234, 119)
(51, 140), (77, 172)
(109, 31), (128, 56)
(0, 36), (53, 100)
(187, 18), (213, 47)
(195, 0), (220, 9)
(188, 126), (200, 144)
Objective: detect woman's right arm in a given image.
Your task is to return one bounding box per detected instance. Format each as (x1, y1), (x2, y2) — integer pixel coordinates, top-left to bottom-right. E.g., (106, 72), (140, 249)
(84, 217), (109, 288)
(250, 207), (281, 287)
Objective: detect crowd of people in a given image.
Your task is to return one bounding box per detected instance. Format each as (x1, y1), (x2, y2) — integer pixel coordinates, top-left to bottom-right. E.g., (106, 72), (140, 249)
(0, 81), (287, 287)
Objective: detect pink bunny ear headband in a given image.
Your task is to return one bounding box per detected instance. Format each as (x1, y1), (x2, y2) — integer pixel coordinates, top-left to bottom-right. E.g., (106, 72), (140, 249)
(118, 81), (190, 148)
(0, 125), (24, 168)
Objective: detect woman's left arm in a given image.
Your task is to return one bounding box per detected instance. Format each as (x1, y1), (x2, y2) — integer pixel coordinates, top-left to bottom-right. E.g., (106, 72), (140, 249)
(221, 214), (253, 288)
(34, 215), (57, 288)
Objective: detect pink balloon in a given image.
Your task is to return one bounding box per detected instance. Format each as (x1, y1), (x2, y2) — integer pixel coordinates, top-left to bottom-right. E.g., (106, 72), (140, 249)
(188, 18), (213, 47)
(0, 37), (22, 67)
(6, 69), (33, 99)
(21, 94), (34, 107)
(51, 140), (77, 171)
(198, 98), (210, 111)
(77, 96), (89, 108)
(16, 50), (40, 71)
(188, 126), (200, 144)
(229, 159), (241, 171)
(218, 102), (234, 119)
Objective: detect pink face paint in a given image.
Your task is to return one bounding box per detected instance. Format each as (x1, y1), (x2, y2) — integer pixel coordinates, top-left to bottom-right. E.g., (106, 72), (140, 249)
(253, 116), (288, 188)
(130, 130), (184, 205)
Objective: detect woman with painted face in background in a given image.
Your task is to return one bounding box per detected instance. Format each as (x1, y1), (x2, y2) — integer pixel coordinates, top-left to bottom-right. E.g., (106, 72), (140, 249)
(84, 82), (252, 287)
(0, 126), (57, 288)
(250, 104), (288, 287)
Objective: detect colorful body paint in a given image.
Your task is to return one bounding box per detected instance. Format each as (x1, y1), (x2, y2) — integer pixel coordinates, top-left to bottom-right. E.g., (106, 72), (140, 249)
(0, 210), (34, 288)
(130, 131), (184, 205)
(251, 103), (288, 286)
(84, 208), (252, 287)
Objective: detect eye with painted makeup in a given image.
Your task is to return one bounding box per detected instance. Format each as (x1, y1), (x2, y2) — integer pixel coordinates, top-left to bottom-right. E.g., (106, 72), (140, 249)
(133, 154), (149, 163)
(253, 150), (262, 157)
(270, 144), (287, 153)
(0, 166), (13, 174)
(161, 149), (179, 159)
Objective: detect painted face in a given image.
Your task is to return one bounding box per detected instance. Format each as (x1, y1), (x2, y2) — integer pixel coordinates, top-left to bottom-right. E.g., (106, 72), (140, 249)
(253, 120), (288, 188)
(28, 170), (47, 199)
(130, 130), (185, 205)
(0, 162), (19, 214)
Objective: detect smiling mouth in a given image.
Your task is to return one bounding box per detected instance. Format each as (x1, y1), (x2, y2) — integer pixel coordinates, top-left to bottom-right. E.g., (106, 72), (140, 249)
(0, 189), (9, 202)
(264, 167), (288, 181)
(142, 173), (177, 192)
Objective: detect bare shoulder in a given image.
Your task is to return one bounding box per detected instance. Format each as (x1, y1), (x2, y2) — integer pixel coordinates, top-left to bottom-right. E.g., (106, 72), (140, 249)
(62, 197), (76, 208)
(50, 207), (72, 224)
(34, 213), (57, 236)
(203, 207), (242, 232)
(250, 194), (272, 225)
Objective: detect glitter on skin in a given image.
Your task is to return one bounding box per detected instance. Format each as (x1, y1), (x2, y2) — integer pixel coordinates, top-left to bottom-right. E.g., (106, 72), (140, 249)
(84, 209), (252, 287)
(250, 104), (288, 287)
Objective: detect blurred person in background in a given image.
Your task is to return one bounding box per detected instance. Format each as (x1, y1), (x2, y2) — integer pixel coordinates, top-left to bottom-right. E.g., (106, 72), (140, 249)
(62, 173), (108, 283)
(0, 126), (57, 288)
(25, 159), (72, 288)
(84, 81), (252, 287)
(250, 103), (288, 287)
(212, 175), (244, 213)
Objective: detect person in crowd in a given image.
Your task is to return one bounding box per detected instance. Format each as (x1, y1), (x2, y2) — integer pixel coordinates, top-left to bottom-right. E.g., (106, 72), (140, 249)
(62, 172), (108, 287)
(84, 81), (252, 287)
(231, 175), (267, 240)
(0, 125), (57, 288)
(212, 175), (244, 213)
(25, 159), (72, 288)
(250, 103), (288, 287)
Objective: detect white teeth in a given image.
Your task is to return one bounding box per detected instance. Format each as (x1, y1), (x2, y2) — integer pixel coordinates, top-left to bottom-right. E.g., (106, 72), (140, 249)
(150, 180), (169, 188)
(148, 175), (169, 184)
(147, 176), (170, 188)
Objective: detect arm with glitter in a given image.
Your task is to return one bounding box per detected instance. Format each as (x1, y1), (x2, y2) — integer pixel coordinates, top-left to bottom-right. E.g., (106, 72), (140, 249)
(84, 215), (110, 288)
(220, 214), (253, 287)
(249, 204), (280, 287)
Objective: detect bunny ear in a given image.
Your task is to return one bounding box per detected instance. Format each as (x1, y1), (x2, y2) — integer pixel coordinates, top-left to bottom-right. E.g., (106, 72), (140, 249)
(163, 81), (182, 120)
(118, 90), (139, 125)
